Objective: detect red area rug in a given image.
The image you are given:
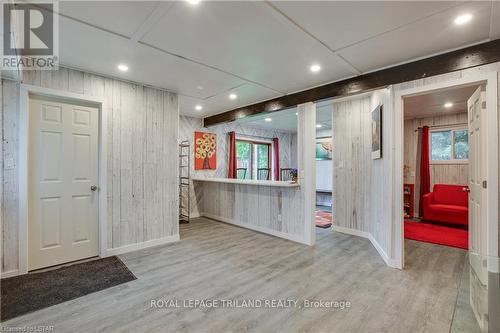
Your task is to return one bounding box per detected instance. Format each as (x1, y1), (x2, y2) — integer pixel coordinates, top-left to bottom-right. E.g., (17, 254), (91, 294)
(404, 220), (468, 250)
(316, 210), (332, 228)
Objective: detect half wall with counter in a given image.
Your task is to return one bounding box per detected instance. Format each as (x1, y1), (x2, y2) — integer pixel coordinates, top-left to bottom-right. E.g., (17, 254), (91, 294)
(193, 178), (306, 244)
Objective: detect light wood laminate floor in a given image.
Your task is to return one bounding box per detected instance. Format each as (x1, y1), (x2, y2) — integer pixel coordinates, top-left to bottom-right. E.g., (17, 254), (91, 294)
(2, 217), (466, 333)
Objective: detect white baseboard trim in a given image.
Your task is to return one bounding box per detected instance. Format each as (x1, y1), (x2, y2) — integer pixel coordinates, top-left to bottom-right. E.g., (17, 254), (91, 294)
(1, 269), (20, 279)
(105, 234), (180, 256)
(201, 213), (308, 245)
(331, 225), (370, 238)
(332, 225), (400, 269)
(488, 256), (500, 274)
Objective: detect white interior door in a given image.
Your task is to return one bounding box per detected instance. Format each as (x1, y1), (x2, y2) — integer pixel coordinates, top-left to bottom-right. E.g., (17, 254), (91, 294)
(467, 85), (489, 330)
(28, 96), (99, 270)
(468, 86), (488, 282)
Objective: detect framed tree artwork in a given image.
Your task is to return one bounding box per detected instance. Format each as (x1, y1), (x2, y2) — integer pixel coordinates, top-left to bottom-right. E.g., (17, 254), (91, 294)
(194, 131), (217, 170)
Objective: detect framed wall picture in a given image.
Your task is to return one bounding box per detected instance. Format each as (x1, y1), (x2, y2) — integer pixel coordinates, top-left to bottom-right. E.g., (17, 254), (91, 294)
(371, 105), (383, 159)
(194, 131), (217, 170)
(316, 137), (332, 160)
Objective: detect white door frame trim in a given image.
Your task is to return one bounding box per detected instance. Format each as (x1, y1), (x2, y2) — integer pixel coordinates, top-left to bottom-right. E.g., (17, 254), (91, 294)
(18, 84), (106, 274)
(394, 72), (498, 270)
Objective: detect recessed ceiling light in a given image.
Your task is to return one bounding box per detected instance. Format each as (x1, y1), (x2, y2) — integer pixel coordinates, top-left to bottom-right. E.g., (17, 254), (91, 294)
(117, 64), (129, 72)
(229, 93), (237, 100)
(195, 105), (203, 111)
(444, 102), (453, 108)
(265, 118), (272, 122)
(186, 0), (201, 5)
(454, 14), (472, 25)
(295, 112), (298, 115)
(316, 124), (322, 128)
(310, 64), (321, 73)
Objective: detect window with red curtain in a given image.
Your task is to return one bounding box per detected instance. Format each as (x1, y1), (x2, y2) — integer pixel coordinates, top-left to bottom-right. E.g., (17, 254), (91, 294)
(227, 131), (236, 178)
(273, 138), (280, 180)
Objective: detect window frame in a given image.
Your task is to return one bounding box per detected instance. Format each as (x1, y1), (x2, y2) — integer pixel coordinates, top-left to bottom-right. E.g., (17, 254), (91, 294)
(235, 138), (272, 179)
(429, 126), (469, 164)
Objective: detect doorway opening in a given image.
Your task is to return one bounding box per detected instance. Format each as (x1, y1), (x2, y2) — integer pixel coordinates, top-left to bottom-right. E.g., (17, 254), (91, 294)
(397, 73), (498, 332)
(315, 103), (333, 229)
(402, 84), (479, 250)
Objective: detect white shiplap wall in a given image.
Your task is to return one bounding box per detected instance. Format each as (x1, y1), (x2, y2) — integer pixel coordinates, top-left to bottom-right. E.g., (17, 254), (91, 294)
(1, 68), (179, 273)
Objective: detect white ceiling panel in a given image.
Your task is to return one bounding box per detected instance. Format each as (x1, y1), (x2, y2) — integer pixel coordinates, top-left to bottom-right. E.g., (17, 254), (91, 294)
(338, 2), (492, 73)
(404, 84), (479, 119)
(179, 82), (280, 117)
(272, 1), (461, 50)
(59, 16), (243, 99)
(491, 1), (500, 39)
(179, 95), (224, 118)
(203, 83), (282, 113)
(59, 1), (159, 37)
(141, 1), (355, 94)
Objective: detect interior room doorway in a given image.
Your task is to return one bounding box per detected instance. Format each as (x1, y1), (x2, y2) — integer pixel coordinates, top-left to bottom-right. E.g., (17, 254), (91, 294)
(396, 73), (498, 331)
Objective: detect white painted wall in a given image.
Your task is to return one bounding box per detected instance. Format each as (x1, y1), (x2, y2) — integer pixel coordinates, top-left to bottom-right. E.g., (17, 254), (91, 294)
(1, 67), (179, 275)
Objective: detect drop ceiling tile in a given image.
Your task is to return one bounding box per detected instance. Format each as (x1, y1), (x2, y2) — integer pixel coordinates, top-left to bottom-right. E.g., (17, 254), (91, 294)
(338, 1), (491, 73)
(492, 1), (500, 39)
(203, 83), (282, 114)
(58, 15), (243, 99)
(272, 1), (461, 50)
(59, 1), (159, 37)
(180, 82), (280, 118)
(141, 1), (355, 94)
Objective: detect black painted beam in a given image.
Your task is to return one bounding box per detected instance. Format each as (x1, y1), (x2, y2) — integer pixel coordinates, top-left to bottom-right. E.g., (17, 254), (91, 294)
(204, 39), (500, 126)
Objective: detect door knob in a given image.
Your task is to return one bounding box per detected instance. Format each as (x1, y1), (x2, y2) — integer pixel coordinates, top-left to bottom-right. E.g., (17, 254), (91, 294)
(462, 187), (470, 193)
(91, 185), (98, 191)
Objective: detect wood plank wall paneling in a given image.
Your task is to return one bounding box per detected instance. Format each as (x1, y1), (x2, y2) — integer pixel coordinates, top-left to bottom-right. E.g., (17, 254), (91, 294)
(404, 113), (469, 216)
(178, 115), (298, 216)
(195, 181), (304, 242)
(329, 89), (391, 258)
(1, 68), (179, 273)
(332, 96), (372, 232)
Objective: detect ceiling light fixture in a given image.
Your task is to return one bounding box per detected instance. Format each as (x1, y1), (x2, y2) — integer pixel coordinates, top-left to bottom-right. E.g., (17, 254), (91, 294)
(444, 102), (453, 108)
(310, 64), (321, 73)
(186, 0), (201, 5)
(316, 124), (322, 128)
(265, 118), (272, 122)
(117, 64), (129, 72)
(195, 105), (203, 111)
(229, 93), (237, 100)
(454, 13), (472, 25)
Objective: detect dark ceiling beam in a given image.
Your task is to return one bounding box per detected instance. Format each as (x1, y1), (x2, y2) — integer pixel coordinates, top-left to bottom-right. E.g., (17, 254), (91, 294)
(203, 38), (500, 127)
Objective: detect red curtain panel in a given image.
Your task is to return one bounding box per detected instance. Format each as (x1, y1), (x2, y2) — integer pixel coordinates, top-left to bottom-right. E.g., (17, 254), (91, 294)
(273, 138), (280, 180)
(227, 131), (236, 178)
(419, 126), (430, 217)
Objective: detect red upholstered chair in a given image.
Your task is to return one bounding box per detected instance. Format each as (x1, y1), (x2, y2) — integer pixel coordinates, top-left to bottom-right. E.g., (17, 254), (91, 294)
(422, 184), (468, 226)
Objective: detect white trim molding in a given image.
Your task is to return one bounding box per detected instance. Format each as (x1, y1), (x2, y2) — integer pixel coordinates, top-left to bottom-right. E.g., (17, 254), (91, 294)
(18, 84), (106, 275)
(393, 71), (499, 270)
(0, 270), (20, 279)
(331, 225), (399, 268)
(105, 235), (180, 257)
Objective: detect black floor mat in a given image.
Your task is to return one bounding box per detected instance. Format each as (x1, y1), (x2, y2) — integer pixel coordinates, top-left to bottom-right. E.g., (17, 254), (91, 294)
(1, 256), (136, 321)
